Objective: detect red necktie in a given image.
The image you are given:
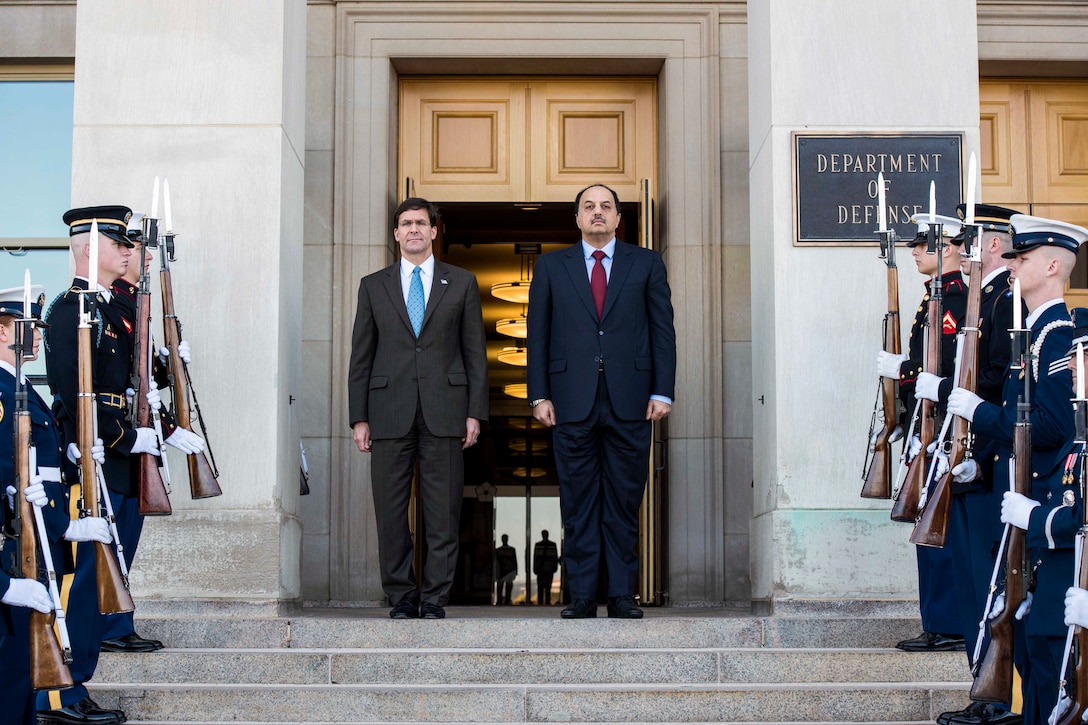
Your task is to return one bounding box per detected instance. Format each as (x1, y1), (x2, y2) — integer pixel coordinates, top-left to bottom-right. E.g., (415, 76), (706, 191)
(591, 250), (607, 319)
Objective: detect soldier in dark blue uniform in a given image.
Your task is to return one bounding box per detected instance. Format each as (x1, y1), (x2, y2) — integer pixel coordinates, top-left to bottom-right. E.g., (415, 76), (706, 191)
(878, 216), (969, 652)
(0, 286), (113, 725)
(948, 214), (1088, 725)
(38, 206), (163, 725)
(916, 204), (1023, 725)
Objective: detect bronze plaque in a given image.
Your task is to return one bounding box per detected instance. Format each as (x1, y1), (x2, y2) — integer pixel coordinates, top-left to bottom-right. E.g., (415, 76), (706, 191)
(793, 133), (963, 244)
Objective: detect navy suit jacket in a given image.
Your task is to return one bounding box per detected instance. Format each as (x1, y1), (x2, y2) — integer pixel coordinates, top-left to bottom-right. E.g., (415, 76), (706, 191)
(526, 240), (675, 424)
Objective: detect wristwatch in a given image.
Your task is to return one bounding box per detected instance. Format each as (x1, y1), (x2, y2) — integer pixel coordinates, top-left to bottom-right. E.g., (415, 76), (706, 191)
(529, 398), (547, 408)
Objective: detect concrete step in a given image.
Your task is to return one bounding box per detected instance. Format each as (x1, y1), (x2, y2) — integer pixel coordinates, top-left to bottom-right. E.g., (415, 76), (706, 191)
(94, 647), (970, 685)
(133, 612), (925, 650)
(88, 682), (971, 723)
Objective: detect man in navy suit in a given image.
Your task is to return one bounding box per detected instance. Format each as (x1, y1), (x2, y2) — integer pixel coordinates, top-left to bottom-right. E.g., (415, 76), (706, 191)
(526, 184), (676, 619)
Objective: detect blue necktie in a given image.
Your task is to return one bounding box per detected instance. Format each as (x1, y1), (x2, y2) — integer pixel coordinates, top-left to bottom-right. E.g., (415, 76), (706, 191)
(407, 266), (425, 337)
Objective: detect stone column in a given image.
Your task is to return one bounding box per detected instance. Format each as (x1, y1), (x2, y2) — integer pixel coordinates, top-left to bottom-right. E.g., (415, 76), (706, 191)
(70, 0), (307, 610)
(747, 1), (980, 609)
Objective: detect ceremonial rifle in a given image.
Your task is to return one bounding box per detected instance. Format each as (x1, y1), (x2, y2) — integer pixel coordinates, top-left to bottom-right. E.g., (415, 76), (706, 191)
(156, 185), (221, 500)
(891, 226), (945, 522)
(78, 221), (135, 615)
(913, 222), (982, 546)
(971, 303), (1033, 703)
(1053, 346), (1088, 725)
(130, 216), (171, 515)
(861, 225), (901, 499)
(11, 274), (73, 689)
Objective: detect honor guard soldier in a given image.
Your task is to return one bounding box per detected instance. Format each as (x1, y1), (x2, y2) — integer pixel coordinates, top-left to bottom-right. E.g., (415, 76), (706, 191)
(948, 214), (1088, 725)
(38, 206), (161, 723)
(877, 216), (968, 652)
(0, 286), (113, 724)
(915, 204), (1023, 725)
(97, 214), (203, 654)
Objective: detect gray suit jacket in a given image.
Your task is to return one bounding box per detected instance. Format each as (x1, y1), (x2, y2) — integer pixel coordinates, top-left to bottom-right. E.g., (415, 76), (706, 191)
(348, 259), (488, 439)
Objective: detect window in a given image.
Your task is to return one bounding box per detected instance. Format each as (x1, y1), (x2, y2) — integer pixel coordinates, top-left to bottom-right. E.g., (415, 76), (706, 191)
(0, 66), (75, 384)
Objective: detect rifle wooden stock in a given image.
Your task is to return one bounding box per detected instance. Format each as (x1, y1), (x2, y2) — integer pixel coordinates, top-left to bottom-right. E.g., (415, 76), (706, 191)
(913, 257), (983, 546)
(77, 317), (135, 615)
(892, 291), (939, 522)
(862, 257), (901, 499)
(16, 414), (73, 690)
(891, 447), (926, 521)
(972, 423), (1031, 703)
(160, 268), (221, 500)
(134, 283), (171, 515)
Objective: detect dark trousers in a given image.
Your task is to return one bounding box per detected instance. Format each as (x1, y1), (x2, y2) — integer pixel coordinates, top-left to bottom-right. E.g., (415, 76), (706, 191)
(100, 488), (144, 641)
(371, 400), (464, 607)
(536, 574), (555, 605)
(40, 539), (100, 709)
(917, 543), (962, 636)
(553, 376), (650, 600)
(38, 489), (142, 710)
(0, 609), (35, 725)
(1022, 633), (1064, 725)
(950, 488), (1005, 665)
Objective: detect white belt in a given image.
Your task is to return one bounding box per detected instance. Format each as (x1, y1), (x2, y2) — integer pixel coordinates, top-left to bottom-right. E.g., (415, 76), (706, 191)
(37, 467), (61, 483)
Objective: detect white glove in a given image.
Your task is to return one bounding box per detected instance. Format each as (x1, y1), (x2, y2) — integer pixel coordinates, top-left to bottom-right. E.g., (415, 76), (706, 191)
(877, 351), (907, 379)
(23, 479), (48, 508)
(951, 459), (980, 483)
(888, 425), (905, 445)
(125, 387), (135, 408)
(146, 386), (162, 412)
(915, 372), (944, 402)
(165, 427), (205, 455)
(66, 438), (105, 466)
(159, 341), (191, 366)
(1066, 587), (1088, 628)
(907, 435), (923, 463)
(1016, 591), (1033, 620)
(948, 388), (984, 422)
(1051, 693), (1072, 725)
(65, 517), (111, 544)
(989, 591), (1006, 620)
(130, 427), (162, 455)
(1001, 490), (1040, 530)
(1, 578), (52, 613)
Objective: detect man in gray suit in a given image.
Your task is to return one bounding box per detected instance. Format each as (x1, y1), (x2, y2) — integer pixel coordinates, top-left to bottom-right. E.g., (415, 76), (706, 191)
(349, 197), (489, 619)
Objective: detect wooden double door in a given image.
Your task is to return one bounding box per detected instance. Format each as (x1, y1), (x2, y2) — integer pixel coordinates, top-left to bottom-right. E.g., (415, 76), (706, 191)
(980, 80), (1088, 304)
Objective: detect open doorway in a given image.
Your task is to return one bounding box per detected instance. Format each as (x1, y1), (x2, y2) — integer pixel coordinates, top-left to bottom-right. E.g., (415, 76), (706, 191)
(437, 201), (642, 605)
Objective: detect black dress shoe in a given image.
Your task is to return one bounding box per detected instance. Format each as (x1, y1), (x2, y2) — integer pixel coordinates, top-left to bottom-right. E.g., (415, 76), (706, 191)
(560, 598), (598, 619)
(100, 632), (163, 653)
(36, 698), (123, 725)
(948, 703), (1021, 725)
(84, 697), (126, 723)
(389, 596), (420, 619)
(894, 630), (965, 652)
(421, 602), (446, 619)
(607, 595), (644, 619)
(939, 701), (986, 725)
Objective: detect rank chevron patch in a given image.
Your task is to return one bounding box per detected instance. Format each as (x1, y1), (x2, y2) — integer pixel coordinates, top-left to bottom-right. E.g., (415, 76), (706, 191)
(942, 311), (957, 335)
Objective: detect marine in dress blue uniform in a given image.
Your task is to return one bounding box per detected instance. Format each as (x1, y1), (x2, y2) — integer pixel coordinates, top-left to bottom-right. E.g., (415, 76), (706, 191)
(893, 218), (969, 651)
(0, 288), (73, 725)
(951, 214), (1088, 725)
